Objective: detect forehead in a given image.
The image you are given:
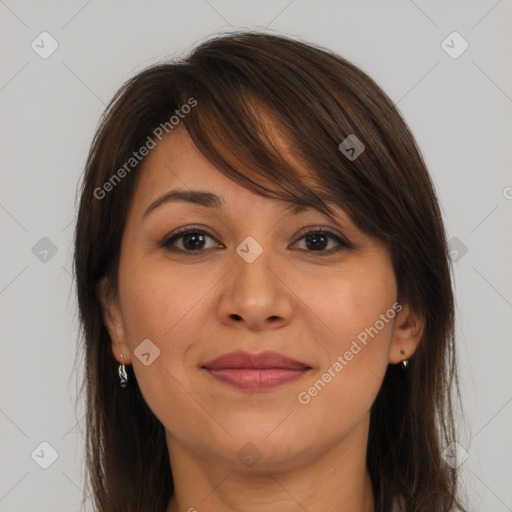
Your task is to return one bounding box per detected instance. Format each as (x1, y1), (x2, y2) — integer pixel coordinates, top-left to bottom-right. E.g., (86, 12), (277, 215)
(133, 127), (265, 206)
(125, 132), (369, 251)
(131, 124), (329, 217)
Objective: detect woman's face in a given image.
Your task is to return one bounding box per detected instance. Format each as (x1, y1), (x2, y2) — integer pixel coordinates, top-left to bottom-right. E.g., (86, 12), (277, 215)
(101, 125), (418, 471)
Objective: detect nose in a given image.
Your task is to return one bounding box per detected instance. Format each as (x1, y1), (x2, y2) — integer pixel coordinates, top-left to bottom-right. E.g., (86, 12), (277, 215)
(217, 241), (294, 331)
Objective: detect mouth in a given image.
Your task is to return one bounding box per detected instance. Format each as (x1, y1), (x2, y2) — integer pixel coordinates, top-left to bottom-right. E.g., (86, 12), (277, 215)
(201, 351), (312, 391)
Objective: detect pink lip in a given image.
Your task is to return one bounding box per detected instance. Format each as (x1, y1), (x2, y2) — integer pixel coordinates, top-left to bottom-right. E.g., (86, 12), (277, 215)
(201, 351), (311, 391)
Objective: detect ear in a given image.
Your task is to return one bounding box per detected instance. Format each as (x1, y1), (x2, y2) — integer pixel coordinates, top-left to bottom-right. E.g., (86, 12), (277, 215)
(96, 276), (131, 365)
(388, 303), (424, 365)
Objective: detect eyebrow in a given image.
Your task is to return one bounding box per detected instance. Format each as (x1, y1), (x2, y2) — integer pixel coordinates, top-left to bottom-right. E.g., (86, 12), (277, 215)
(142, 189), (310, 218)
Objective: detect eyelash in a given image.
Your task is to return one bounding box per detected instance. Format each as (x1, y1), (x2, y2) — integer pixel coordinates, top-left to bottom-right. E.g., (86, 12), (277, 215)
(160, 226), (351, 256)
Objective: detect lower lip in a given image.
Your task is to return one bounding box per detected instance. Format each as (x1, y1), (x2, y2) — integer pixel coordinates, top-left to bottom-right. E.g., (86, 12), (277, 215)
(203, 368), (309, 391)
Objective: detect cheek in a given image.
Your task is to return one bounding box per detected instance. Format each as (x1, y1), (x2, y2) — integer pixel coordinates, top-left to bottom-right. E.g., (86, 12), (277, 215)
(119, 258), (211, 342)
(116, 261), (211, 430)
(336, 281), (397, 357)
(294, 262), (397, 410)
(292, 294), (397, 445)
(295, 260), (397, 356)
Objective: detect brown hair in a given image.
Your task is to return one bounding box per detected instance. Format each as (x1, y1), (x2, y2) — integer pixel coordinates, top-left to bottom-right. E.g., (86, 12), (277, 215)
(73, 31), (467, 511)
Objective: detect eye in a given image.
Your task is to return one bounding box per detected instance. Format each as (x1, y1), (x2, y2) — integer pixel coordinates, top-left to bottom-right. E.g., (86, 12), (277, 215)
(161, 226), (350, 255)
(292, 228), (350, 255)
(161, 227), (222, 253)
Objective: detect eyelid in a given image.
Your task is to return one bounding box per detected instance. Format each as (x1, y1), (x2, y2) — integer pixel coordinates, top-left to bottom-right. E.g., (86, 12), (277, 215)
(160, 224), (353, 252)
(292, 225), (353, 249)
(159, 225), (222, 249)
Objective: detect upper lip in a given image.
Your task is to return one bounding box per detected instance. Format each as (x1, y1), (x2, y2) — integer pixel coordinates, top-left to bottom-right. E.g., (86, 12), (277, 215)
(201, 351), (311, 370)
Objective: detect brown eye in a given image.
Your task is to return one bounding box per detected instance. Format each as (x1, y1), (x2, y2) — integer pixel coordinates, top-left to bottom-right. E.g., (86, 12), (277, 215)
(293, 229), (350, 255)
(161, 227), (350, 255)
(161, 229), (220, 253)
(304, 232), (329, 251)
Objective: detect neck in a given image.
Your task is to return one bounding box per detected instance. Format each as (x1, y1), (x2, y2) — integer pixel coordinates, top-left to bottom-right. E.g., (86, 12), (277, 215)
(165, 414), (374, 512)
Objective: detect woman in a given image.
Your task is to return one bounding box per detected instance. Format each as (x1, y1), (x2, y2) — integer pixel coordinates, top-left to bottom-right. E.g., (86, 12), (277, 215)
(74, 31), (467, 512)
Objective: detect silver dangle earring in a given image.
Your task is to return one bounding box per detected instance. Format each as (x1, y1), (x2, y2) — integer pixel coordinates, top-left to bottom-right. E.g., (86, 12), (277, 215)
(400, 348), (409, 369)
(118, 352), (128, 388)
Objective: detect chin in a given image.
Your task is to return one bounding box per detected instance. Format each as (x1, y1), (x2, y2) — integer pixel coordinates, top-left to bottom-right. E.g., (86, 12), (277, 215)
(220, 424), (310, 468)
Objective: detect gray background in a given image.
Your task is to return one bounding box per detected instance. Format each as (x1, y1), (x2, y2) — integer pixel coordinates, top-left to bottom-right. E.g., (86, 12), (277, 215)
(1, 0), (511, 511)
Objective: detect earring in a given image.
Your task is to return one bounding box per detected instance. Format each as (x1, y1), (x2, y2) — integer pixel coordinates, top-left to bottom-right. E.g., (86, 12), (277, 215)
(400, 348), (409, 369)
(118, 353), (128, 388)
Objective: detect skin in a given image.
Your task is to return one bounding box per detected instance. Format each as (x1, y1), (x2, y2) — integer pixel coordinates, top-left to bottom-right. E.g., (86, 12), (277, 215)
(99, 125), (423, 512)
